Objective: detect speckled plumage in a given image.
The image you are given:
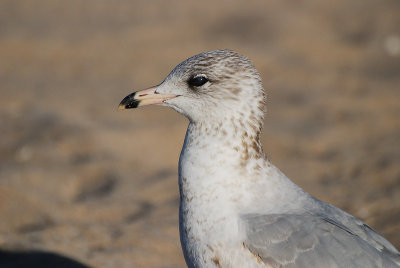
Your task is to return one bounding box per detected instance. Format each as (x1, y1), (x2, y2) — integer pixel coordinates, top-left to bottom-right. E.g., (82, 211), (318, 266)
(120, 50), (400, 268)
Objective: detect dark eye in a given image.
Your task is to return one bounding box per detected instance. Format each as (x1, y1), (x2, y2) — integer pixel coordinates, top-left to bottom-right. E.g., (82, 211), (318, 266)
(188, 76), (208, 87)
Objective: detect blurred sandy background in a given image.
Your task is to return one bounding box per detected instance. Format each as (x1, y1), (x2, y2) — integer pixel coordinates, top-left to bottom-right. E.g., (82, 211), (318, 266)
(0, 0), (399, 267)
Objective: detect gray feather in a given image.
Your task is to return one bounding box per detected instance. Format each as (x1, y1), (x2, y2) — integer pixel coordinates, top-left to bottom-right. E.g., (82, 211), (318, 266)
(242, 213), (400, 268)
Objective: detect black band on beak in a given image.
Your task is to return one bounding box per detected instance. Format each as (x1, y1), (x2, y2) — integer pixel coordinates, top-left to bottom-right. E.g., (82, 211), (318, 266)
(119, 92), (140, 109)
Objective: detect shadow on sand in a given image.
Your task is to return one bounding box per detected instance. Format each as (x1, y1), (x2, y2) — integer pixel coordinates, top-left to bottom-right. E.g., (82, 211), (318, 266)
(0, 250), (91, 268)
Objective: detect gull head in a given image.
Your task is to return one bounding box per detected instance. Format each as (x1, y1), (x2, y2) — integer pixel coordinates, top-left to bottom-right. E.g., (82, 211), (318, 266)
(119, 49), (266, 124)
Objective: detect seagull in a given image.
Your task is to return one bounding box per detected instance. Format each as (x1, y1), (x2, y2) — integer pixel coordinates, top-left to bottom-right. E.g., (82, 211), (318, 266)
(119, 49), (400, 267)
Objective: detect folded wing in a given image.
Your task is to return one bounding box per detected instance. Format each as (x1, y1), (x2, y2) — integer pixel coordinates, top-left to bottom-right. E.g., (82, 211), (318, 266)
(242, 214), (400, 268)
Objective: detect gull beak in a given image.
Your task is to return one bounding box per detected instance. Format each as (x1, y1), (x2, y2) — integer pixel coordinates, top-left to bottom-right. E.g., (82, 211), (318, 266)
(118, 86), (179, 109)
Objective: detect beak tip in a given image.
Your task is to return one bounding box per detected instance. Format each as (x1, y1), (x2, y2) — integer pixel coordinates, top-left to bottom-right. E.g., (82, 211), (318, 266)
(119, 92), (140, 110)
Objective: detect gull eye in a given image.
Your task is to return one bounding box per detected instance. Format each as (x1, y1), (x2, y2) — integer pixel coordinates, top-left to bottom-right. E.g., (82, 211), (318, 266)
(188, 76), (208, 87)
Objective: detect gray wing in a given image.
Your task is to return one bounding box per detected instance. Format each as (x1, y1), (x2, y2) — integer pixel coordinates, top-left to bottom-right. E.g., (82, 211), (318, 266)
(242, 214), (400, 268)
